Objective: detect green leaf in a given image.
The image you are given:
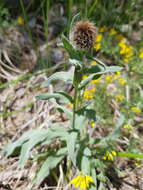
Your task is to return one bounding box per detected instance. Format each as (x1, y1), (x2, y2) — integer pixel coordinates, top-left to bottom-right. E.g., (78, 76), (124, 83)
(81, 148), (91, 175)
(55, 103), (73, 120)
(42, 70), (74, 87)
(66, 131), (78, 165)
(62, 35), (84, 60)
(4, 130), (45, 156)
(4, 127), (68, 167)
(33, 147), (67, 184)
(75, 114), (86, 131)
(69, 58), (83, 69)
(83, 65), (104, 75)
(105, 66), (123, 73)
(36, 91), (73, 103)
(97, 172), (107, 182)
(48, 124), (69, 138)
(79, 65), (122, 89)
(62, 35), (75, 54)
(18, 130), (53, 168)
(36, 93), (66, 100)
(55, 91), (73, 103)
(90, 166), (97, 190)
(76, 107), (96, 121)
(117, 152), (143, 159)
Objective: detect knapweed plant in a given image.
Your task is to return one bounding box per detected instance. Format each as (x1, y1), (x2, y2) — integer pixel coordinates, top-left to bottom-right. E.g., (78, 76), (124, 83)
(4, 20), (131, 190)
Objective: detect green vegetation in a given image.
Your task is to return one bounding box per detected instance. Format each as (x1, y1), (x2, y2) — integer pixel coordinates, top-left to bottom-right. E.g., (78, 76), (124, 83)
(0, 1), (143, 190)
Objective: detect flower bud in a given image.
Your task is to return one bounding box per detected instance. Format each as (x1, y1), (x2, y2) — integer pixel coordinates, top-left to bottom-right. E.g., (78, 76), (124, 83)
(70, 21), (96, 50)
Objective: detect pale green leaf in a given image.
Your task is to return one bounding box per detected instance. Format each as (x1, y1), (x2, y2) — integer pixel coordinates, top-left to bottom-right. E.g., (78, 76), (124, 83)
(42, 71), (74, 87)
(36, 92), (73, 103)
(79, 65), (122, 89)
(81, 148), (91, 175)
(4, 130), (46, 156)
(34, 147), (67, 184)
(66, 131), (78, 165)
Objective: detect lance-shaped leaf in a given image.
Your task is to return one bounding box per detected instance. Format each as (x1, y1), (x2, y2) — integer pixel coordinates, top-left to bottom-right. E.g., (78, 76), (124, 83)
(33, 147), (67, 184)
(36, 91), (73, 103)
(42, 70), (74, 87)
(62, 35), (84, 60)
(83, 64), (104, 75)
(79, 65), (122, 89)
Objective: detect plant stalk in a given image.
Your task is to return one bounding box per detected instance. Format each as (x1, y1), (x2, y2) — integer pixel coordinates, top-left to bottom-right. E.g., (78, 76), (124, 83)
(72, 68), (81, 129)
(72, 81), (78, 129)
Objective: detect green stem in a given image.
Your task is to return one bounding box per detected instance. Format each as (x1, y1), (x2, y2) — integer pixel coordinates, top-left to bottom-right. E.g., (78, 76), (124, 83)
(72, 81), (78, 129)
(84, 0), (88, 19)
(67, 0), (73, 32)
(72, 68), (81, 129)
(88, 0), (98, 17)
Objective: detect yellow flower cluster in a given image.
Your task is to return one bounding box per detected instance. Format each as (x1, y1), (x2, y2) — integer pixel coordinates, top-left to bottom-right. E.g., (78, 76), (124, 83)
(99, 26), (107, 33)
(139, 49), (143, 58)
(90, 61), (97, 65)
(103, 151), (117, 161)
(113, 72), (121, 80)
(70, 172), (93, 189)
(109, 28), (117, 36)
(94, 33), (103, 51)
(105, 75), (112, 83)
(83, 88), (96, 100)
(134, 160), (142, 166)
(123, 124), (133, 130)
(118, 39), (134, 63)
(91, 78), (101, 84)
(115, 34), (124, 41)
(115, 95), (125, 102)
(131, 106), (141, 113)
(117, 77), (127, 85)
(105, 72), (127, 86)
(17, 16), (25, 25)
(89, 120), (96, 128)
(82, 75), (88, 80)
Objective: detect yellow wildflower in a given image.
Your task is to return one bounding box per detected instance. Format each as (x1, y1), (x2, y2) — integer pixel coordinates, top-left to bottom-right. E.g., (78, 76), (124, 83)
(117, 77), (127, 85)
(131, 107), (141, 113)
(70, 172), (93, 189)
(83, 88), (96, 100)
(139, 49), (143, 58)
(17, 16), (25, 25)
(91, 78), (101, 84)
(115, 95), (125, 102)
(82, 75), (88, 80)
(83, 90), (94, 100)
(90, 121), (96, 128)
(118, 39), (133, 63)
(134, 160), (142, 166)
(103, 151), (117, 161)
(94, 43), (101, 51)
(105, 75), (112, 83)
(118, 39), (126, 48)
(90, 87), (96, 93)
(115, 34), (124, 41)
(95, 34), (103, 43)
(99, 26), (107, 33)
(90, 61), (97, 65)
(109, 28), (117, 35)
(113, 72), (121, 80)
(123, 124), (133, 131)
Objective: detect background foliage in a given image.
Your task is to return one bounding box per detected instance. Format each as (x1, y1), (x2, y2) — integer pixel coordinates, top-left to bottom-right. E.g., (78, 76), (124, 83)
(0, 0), (143, 190)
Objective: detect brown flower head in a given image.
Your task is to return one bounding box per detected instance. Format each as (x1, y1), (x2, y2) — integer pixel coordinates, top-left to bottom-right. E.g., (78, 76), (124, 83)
(70, 21), (96, 51)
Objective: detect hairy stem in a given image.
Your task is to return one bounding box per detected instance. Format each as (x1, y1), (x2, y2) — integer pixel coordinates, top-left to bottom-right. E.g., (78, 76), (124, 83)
(72, 68), (81, 129)
(72, 82), (78, 129)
